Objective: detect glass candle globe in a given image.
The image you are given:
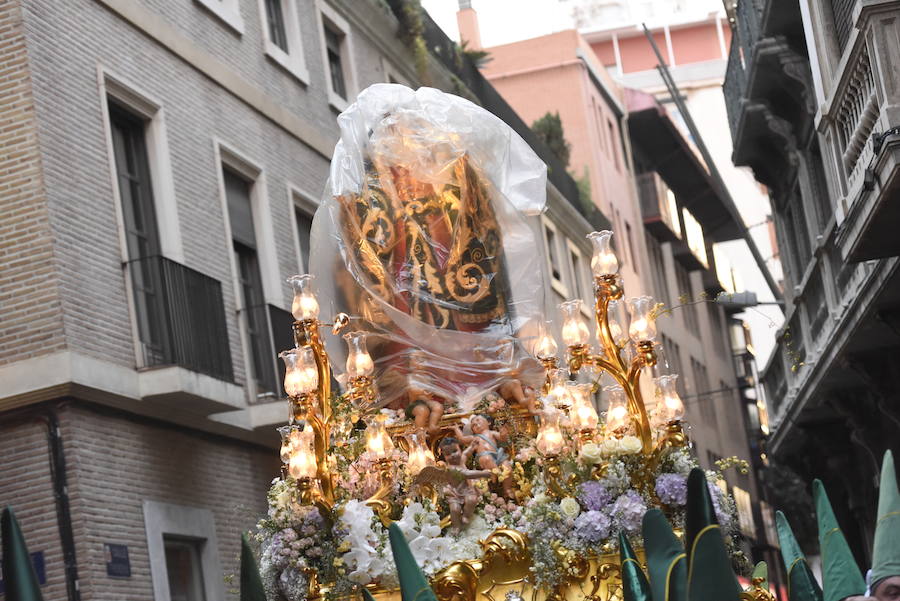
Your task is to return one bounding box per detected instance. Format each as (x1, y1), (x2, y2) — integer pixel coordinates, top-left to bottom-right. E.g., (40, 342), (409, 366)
(656, 374), (684, 422)
(627, 296), (657, 342)
(406, 433), (434, 476)
(344, 331), (375, 379)
(547, 369), (571, 409)
(280, 347), (319, 396)
(365, 418), (394, 459)
(536, 411), (565, 456)
(559, 300), (591, 347)
(568, 382), (599, 431)
(287, 426), (317, 479)
(288, 274), (319, 321)
(588, 230), (619, 276)
(604, 385), (629, 434)
(534, 321), (559, 360)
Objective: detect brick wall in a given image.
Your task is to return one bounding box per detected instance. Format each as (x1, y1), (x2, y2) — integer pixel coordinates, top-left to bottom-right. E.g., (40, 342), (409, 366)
(0, 0), (64, 366)
(0, 414), (68, 600)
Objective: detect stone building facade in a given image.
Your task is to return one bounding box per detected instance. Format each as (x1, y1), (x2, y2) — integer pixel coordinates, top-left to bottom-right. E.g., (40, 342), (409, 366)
(0, 1), (608, 600)
(724, 0), (900, 566)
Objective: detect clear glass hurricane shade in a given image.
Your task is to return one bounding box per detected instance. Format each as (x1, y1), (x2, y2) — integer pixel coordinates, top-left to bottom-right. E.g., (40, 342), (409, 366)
(280, 347), (319, 396)
(607, 300), (626, 346)
(277, 425), (295, 464)
(568, 382), (598, 431)
(406, 433), (434, 476)
(534, 321), (559, 360)
(604, 385), (629, 433)
(289, 274), (320, 321)
(547, 369), (571, 408)
(288, 426), (317, 479)
(588, 230), (618, 276)
(559, 300), (591, 347)
(344, 331), (375, 379)
(536, 411), (565, 456)
(656, 374), (684, 422)
(366, 418), (395, 459)
(626, 296), (657, 342)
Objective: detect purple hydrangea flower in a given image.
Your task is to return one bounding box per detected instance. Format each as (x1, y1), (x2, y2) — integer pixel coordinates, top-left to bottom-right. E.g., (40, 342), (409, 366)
(577, 481), (612, 511)
(574, 510), (612, 544)
(611, 491), (647, 533)
(655, 473), (688, 506)
(708, 482), (731, 526)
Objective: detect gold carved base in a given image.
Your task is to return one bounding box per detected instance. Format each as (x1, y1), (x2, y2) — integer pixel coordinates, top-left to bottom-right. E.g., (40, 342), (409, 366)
(364, 529), (638, 601)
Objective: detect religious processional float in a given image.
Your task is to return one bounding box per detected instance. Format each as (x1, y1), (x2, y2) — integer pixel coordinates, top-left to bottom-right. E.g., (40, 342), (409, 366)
(251, 84), (748, 601)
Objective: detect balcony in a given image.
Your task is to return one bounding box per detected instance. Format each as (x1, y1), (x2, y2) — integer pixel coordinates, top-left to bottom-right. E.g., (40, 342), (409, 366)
(636, 172), (682, 242)
(723, 0), (814, 192)
(128, 255), (233, 382)
(824, 4), (900, 261)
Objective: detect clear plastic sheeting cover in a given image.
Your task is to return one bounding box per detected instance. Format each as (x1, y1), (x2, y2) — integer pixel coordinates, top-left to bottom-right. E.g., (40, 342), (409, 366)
(309, 84), (549, 411)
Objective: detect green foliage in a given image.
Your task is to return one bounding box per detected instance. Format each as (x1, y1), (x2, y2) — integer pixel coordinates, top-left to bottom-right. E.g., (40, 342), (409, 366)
(396, 0), (430, 85)
(459, 39), (492, 69)
(574, 167), (592, 212)
(531, 111), (572, 168)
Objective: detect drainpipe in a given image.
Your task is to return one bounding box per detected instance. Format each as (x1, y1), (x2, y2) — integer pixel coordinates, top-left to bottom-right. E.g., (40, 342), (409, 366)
(22, 406), (82, 601)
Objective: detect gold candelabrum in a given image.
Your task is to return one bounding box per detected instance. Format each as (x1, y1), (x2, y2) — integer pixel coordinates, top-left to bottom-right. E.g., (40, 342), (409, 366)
(272, 230), (698, 601)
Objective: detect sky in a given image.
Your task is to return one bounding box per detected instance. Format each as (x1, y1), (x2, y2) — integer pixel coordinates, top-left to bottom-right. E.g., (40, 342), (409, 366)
(420, 0), (574, 47)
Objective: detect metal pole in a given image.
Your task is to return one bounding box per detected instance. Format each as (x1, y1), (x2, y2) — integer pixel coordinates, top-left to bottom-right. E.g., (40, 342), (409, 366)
(641, 23), (784, 303)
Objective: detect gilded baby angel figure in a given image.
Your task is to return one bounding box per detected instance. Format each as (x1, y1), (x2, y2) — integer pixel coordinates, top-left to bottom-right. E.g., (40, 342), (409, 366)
(453, 414), (515, 498)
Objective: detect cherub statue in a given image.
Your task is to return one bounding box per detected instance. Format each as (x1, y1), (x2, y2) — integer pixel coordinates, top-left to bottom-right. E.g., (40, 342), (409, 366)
(404, 393), (445, 435)
(497, 379), (539, 414)
(435, 437), (492, 534)
(453, 414), (515, 498)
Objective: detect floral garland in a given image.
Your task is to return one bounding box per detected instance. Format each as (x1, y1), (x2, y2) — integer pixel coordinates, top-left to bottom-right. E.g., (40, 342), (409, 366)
(253, 411), (740, 601)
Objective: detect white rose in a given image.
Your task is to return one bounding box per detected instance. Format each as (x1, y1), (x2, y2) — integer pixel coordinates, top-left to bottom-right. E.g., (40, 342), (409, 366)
(579, 443), (604, 465)
(619, 436), (642, 454)
(600, 438), (620, 456)
(559, 497), (581, 518)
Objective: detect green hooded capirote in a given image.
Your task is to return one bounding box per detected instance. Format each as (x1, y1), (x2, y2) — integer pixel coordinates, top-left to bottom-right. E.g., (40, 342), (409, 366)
(776, 510), (823, 601)
(388, 522), (439, 601)
(1, 507), (45, 601)
(872, 450), (900, 592)
(813, 479), (865, 601)
(619, 530), (652, 601)
(240, 533), (268, 601)
(684, 469), (742, 601)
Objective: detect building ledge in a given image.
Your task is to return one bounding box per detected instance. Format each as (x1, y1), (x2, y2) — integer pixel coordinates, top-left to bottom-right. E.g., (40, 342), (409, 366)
(0, 351), (246, 419)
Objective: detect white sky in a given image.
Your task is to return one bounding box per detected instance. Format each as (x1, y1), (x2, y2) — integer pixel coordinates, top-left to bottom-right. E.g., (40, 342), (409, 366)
(421, 0), (575, 47)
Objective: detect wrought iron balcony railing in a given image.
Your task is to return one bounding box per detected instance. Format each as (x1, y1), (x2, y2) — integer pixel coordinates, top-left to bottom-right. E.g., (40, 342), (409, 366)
(128, 255), (233, 382)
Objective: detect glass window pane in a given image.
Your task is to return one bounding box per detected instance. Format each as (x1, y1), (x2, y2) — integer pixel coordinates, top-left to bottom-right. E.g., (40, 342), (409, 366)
(265, 0), (289, 52)
(164, 538), (206, 601)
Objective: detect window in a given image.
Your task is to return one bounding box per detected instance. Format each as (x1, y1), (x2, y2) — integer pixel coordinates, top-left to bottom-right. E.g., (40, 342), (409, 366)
(325, 25), (346, 99)
(707, 301), (727, 353)
(692, 358), (714, 423)
(675, 262), (699, 333)
(607, 118), (621, 171)
(625, 222), (637, 274)
(164, 537), (207, 601)
(295, 208), (314, 273)
(224, 168), (277, 398)
(258, 0), (309, 81)
(542, 218), (567, 295)
(143, 501), (225, 601)
(645, 233), (670, 305)
(732, 487), (756, 537)
(264, 0), (288, 52)
(109, 101), (167, 363)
